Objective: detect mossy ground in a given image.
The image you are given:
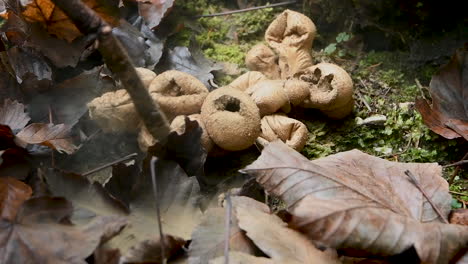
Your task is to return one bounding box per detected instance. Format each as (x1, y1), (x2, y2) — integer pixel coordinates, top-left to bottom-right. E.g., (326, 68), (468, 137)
(171, 0), (467, 207)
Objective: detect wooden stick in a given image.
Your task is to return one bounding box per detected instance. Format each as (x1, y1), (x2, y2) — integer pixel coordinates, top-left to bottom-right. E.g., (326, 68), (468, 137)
(150, 157), (166, 264)
(82, 153), (137, 176)
(404, 170), (449, 224)
(195, 1), (297, 18)
(50, 0), (170, 144)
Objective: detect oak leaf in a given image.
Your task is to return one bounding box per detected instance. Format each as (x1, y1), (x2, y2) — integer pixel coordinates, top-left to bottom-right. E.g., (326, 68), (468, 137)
(242, 141), (468, 263)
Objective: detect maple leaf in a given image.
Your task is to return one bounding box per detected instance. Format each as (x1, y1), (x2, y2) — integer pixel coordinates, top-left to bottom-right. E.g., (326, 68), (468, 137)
(242, 141), (468, 263)
(0, 195), (126, 264)
(416, 45), (468, 140)
(21, 0), (119, 42)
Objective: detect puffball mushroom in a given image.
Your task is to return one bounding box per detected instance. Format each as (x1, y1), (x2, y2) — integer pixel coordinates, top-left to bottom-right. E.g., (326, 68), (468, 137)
(136, 67), (156, 88)
(227, 71), (268, 92)
(244, 79), (310, 116)
(201, 87), (261, 151)
(170, 114), (215, 153)
(265, 10), (316, 79)
(245, 44), (281, 79)
(259, 114), (309, 151)
(88, 89), (140, 133)
(300, 63), (354, 119)
(149, 70), (209, 120)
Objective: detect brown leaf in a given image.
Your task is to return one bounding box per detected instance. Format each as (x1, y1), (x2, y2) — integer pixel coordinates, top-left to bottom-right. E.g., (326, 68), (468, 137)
(188, 205), (259, 264)
(0, 99), (30, 131)
(138, 0), (175, 29)
(21, 0), (119, 42)
(0, 196), (127, 264)
(235, 198), (339, 264)
(450, 209), (468, 226)
(15, 123), (78, 154)
(0, 177), (32, 221)
(416, 45), (468, 139)
(122, 235), (186, 263)
(242, 141), (468, 263)
(209, 252), (274, 264)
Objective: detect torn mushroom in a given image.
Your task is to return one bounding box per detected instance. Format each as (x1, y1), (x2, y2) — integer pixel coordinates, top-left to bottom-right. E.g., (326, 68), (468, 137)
(149, 70), (209, 120)
(170, 114), (215, 153)
(300, 63), (354, 119)
(265, 10), (316, 79)
(259, 114), (309, 151)
(201, 87), (261, 151)
(245, 44), (281, 79)
(88, 89), (140, 133)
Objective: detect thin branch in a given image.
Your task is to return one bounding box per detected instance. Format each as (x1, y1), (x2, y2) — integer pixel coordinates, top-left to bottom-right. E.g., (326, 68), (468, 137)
(449, 152), (468, 185)
(195, 0), (297, 18)
(151, 157), (166, 264)
(404, 170), (449, 224)
(444, 160), (468, 168)
(50, 0), (170, 144)
(83, 153), (138, 176)
(223, 191), (232, 264)
(450, 190), (468, 197)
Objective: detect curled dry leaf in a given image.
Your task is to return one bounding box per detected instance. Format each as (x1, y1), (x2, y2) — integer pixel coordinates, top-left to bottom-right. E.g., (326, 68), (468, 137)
(0, 99), (30, 131)
(235, 197), (339, 264)
(0, 196), (127, 264)
(15, 123), (77, 154)
(242, 141), (468, 263)
(0, 177), (32, 221)
(21, 0), (119, 42)
(415, 45), (468, 140)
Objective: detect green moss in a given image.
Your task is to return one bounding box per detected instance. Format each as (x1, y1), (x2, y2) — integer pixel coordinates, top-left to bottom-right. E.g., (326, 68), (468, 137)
(203, 43), (247, 65)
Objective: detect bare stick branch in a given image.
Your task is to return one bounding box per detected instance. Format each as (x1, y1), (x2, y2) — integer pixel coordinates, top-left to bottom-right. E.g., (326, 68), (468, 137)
(443, 160), (468, 168)
(83, 153), (138, 176)
(224, 191), (232, 264)
(50, 0), (170, 144)
(404, 170), (449, 224)
(195, 1), (297, 18)
(151, 157), (167, 264)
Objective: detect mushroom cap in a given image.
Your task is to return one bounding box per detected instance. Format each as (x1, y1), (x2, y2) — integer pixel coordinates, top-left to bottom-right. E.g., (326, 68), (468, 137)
(88, 89), (139, 133)
(300, 63), (354, 119)
(149, 70), (209, 120)
(265, 10), (316, 51)
(170, 114), (215, 153)
(227, 71), (268, 92)
(259, 114), (309, 151)
(245, 80), (290, 116)
(201, 87), (261, 151)
(245, 44), (281, 79)
(135, 67), (156, 88)
(283, 79), (310, 106)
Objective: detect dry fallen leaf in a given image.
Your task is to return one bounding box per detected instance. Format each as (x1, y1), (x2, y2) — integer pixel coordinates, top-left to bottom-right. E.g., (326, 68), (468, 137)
(0, 177), (32, 220)
(242, 141), (468, 263)
(137, 0), (175, 29)
(235, 198), (340, 264)
(16, 123), (78, 154)
(0, 196), (127, 264)
(21, 0), (119, 42)
(416, 45), (468, 140)
(0, 99), (30, 132)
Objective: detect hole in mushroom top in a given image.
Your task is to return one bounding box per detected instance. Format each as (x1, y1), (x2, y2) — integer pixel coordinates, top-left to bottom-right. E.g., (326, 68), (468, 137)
(214, 95), (241, 112)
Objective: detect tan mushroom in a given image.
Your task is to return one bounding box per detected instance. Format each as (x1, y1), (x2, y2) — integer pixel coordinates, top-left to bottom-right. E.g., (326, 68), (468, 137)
(88, 89), (140, 133)
(149, 70), (209, 120)
(259, 113), (309, 151)
(300, 63), (354, 119)
(245, 44), (281, 79)
(136, 67), (157, 88)
(201, 87), (261, 151)
(265, 10), (316, 79)
(244, 79), (310, 116)
(227, 71), (268, 92)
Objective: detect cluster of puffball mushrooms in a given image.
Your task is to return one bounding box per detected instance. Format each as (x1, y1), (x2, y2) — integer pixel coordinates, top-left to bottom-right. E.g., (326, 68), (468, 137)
(87, 10), (354, 155)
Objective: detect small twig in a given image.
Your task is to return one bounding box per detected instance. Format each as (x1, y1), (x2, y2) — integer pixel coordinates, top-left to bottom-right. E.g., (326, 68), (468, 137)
(223, 191), (232, 264)
(444, 160), (468, 168)
(404, 170), (449, 224)
(356, 88), (372, 112)
(450, 191), (468, 197)
(449, 152), (468, 185)
(82, 153), (137, 176)
(195, 0), (297, 18)
(48, 106), (55, 167)
(151, 157), (166, 264)
(415, 78), (427, 100)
